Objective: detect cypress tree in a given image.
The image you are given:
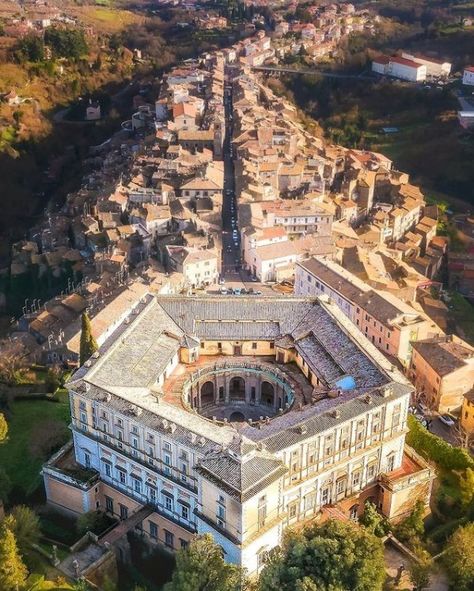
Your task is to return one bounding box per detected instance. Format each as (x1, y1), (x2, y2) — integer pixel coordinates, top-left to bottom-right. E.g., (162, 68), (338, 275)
(0, 526), (28, 591)
(79, 312), (98, 366)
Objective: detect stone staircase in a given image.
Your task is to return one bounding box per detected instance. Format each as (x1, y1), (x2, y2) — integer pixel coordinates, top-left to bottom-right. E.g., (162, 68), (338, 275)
(99, 505), (154, 547)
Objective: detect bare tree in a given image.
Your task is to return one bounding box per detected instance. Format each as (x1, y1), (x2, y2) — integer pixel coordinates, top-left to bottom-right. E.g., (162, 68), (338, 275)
(0, 339), (28, 384)
(452, 422), (474, 450)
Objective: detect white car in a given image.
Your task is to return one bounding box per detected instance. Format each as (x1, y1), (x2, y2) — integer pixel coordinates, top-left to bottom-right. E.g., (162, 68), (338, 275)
(439, 414), (455, 427)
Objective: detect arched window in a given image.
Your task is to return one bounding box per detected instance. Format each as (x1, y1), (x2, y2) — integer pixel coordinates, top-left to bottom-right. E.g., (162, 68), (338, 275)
(229, 377), (245, 400)
(261, 381), (275, 406)
(200, 381), (214, 405)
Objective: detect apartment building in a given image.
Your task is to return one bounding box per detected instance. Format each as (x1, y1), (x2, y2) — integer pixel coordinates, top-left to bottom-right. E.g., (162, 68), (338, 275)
(372, 55), (427, 82)
(461, 390), (474, 434)
(295, 258), (437, 366)
(409, 336), (474, 413)
(259, 201), (333, 237)
(165, 246), (219, 288)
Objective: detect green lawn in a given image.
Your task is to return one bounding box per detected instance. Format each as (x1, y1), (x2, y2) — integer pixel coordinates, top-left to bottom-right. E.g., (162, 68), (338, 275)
(0, 394), (71, 496)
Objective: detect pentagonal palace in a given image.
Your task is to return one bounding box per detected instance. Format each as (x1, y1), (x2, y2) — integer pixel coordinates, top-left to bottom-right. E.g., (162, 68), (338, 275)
(43, 295), (433, 576)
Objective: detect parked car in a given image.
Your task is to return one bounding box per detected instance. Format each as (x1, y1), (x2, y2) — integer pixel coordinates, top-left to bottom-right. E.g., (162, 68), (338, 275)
(414, 414), (428, 428)
(233, 288), (241, 295)
(439, 414), (456, 427)
(220, 288), (228, 295)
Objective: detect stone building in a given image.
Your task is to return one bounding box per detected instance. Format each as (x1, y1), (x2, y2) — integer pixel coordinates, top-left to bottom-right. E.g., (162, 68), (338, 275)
(43, 295), (433, 576)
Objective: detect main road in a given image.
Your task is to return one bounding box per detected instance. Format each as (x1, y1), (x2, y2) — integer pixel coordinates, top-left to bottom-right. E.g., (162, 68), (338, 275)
(216, 75), (275, 295)
(221, 75), (239, 277)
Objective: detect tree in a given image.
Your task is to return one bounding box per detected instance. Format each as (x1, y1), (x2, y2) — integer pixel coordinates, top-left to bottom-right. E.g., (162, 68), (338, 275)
(394, 500), (425, 547)
(0, 525), (28, 591)
(443, 523), (474, 591)
(359, 501), (390, 537)
(409, 546), (432, 591)
(79, 312), (98, 366)
(4, 506), (41, 556)
(164, 534), (244, 591)
(16, 34), (45, 62)
(0, 338), (28, 384)
(459, 467), (474, 510)
(258, 519), (385, 591)
(44, 28), (87, 59)
(24, 574), (73, 590)
(0, 412), (8, 441)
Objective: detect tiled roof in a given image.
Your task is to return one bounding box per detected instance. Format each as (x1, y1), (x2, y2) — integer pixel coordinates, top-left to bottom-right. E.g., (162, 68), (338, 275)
(198, 449), (287, 501)
(412, 337), (474, 376)
(241, 382), (411, 452)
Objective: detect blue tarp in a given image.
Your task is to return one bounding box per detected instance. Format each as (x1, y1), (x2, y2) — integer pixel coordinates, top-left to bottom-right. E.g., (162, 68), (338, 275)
(335, 375), (356, 390)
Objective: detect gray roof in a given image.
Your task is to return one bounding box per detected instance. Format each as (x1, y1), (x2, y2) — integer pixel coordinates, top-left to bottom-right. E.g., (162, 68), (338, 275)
(241, 381), (412, 452)
(86, 299), (184, 389)
(298, 257), (365, 302)
(198, 449), (287, 501)
(291, 306), (386, 389)
(158, 296), (315, 338)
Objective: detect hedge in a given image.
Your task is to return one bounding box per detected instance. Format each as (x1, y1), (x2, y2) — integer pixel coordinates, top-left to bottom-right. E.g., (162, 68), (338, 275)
(406, 414), (474, 471)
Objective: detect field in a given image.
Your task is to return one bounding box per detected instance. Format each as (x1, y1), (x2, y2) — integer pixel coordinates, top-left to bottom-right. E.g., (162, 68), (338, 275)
(0, 393), (71, 496)
(70, 6), (144, 33)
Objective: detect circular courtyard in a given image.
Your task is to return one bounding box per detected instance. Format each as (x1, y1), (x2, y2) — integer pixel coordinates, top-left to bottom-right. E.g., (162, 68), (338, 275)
(181, 360), (299, 424)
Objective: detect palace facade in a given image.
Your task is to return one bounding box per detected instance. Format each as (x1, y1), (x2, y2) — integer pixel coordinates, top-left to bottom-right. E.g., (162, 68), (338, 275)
(43, 295), (433, 576)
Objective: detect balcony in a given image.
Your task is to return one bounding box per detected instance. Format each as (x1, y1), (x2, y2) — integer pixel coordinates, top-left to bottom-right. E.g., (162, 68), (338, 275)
(72, 419), (198, 494)
(102, 474), (197, 534)
(379, 446), (434, 493)
(42, 441), (100, 491)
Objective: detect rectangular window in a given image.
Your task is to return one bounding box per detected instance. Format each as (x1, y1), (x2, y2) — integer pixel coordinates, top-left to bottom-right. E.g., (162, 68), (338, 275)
(119, 504), (128, 520)
(252, 342), (257, 350)
(304, 492), (316, 511)
(164, 530), (174, 548)
(352, 471), (361, 488)
(180, 503), (189, 520)
(321, 487), (330, 505)
(367, 464), (376, 482)
(132, 477), (141, 494)
(163, 453), (172, 475)
(336, 478), (345, 495)
(104, 462), (111, 477)
(217, 504), (225, 520)
(180, 538), (188, 549)
(149, 521), (158, 540)
(289, 502), (298, 519)
(392, 405), (401, 430)
(164, 493), (174, 512)
(117, 469), (126, 485)
(105, 496), (114, 514)
(258, 495), (267, 529)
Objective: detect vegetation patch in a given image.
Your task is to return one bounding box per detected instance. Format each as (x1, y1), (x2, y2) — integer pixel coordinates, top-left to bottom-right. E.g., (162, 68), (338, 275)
(0, 393), (70, 496)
